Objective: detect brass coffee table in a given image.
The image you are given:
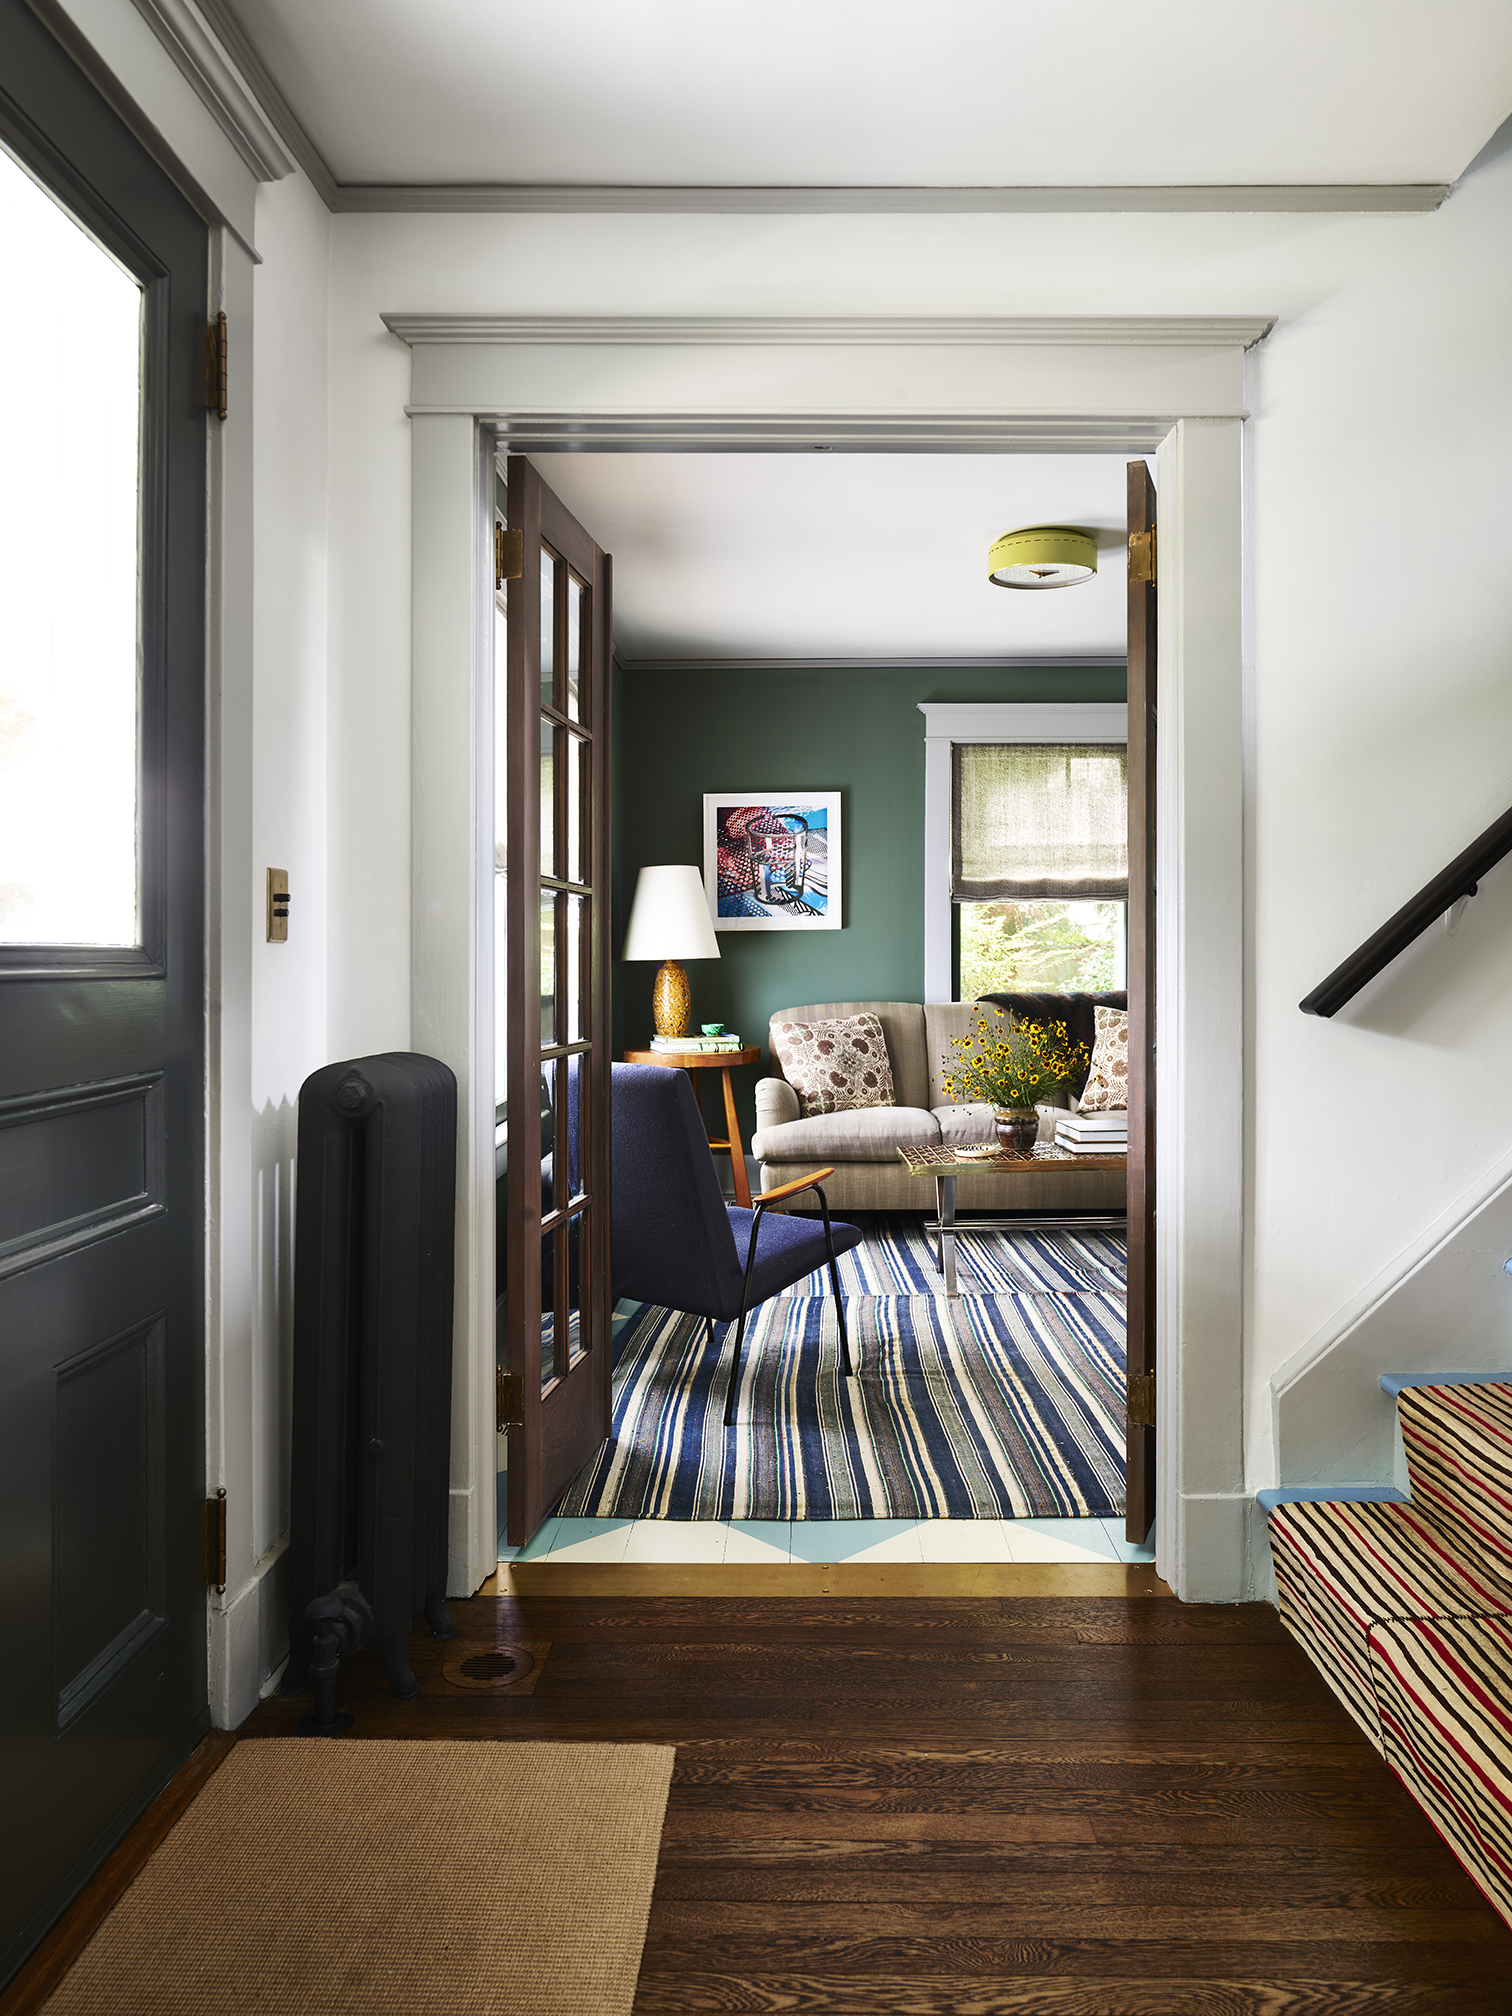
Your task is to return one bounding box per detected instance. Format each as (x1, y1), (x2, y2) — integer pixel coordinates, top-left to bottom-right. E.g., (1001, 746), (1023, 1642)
(898, 1142), (1127, 1296)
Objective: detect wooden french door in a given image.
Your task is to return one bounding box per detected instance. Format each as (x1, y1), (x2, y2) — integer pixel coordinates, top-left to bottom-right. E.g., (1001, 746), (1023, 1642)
(502, 459), (614, 1544)
(1125, 461), (1157, 1543)
(0, 0), (208, 1978)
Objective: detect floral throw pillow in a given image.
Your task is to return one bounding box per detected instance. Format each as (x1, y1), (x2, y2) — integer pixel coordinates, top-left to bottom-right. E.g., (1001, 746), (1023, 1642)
(1078, 1005), (1129, 1112)
(770, 1013), (897, 1118)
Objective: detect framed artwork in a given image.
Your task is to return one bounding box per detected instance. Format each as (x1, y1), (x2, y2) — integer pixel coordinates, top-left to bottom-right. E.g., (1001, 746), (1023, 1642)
(703, 792), (842, 931)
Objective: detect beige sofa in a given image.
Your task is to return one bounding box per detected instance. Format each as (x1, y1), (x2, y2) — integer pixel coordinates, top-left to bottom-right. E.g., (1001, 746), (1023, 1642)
(751, 998), (1126, 1215)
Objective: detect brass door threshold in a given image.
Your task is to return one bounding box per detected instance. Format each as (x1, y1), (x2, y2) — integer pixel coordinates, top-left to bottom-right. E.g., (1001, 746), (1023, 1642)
(482, 1561), (1170, 1599)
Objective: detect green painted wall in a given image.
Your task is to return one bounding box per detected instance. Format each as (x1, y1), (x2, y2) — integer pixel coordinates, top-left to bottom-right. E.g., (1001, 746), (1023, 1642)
(613, 662), (1126, 1143)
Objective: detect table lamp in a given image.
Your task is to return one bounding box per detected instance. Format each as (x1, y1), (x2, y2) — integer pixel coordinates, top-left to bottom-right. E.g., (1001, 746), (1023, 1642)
(622, 864), (720, 1039)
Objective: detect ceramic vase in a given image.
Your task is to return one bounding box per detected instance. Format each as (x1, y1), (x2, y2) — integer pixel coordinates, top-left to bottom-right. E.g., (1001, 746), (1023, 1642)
(993, 1107), (1039, 1156)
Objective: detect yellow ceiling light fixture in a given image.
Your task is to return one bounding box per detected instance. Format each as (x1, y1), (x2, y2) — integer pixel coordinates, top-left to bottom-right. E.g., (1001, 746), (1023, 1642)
(988, 525), (1097, 591)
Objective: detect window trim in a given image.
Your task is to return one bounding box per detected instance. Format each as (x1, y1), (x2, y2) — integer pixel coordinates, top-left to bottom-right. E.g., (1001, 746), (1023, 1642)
(918, 702), (1127, 1001)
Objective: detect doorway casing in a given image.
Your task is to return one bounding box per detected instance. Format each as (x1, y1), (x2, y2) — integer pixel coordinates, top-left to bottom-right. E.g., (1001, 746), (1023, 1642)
(387, 313), (1262, 1604)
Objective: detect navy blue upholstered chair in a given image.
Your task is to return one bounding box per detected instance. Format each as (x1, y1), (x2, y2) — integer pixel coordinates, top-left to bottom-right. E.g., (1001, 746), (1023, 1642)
(611, 1062), (862, 1426)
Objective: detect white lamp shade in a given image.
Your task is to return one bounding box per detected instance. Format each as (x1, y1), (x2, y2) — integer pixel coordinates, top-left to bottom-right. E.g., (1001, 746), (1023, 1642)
(622, 864), (721, 962)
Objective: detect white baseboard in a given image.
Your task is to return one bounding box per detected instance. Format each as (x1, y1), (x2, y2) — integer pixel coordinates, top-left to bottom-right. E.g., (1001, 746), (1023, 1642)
(449, 1479), (495, 1597)
(208, 1532), (289, 1730)
(1172, 1491), (1251, 1602)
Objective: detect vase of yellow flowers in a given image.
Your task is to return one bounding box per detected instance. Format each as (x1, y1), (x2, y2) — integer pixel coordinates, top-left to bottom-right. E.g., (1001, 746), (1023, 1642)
(938, 1008), (1089, 1158)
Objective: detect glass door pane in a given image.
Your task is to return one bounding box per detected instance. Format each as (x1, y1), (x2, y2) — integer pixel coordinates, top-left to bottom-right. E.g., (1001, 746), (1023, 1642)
(0, 146), (142, 947)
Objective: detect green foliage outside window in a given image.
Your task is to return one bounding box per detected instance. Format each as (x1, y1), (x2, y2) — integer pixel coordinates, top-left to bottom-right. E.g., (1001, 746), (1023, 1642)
(959, 899), (1122, 999)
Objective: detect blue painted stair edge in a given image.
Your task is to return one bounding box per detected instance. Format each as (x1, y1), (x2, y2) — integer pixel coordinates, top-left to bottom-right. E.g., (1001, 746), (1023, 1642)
(1257, 1376), (1511, 1519)
(1379, 1371), (1511, 1396)
(1257, 1486), (1408, 1514)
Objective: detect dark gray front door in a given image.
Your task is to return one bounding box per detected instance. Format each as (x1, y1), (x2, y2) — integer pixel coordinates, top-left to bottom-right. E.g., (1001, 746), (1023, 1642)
(0, 0), (209, 1979)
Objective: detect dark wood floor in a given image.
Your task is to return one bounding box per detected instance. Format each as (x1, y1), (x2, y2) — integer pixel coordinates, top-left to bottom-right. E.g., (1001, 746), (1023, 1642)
(11, 1587), (1512, 2013)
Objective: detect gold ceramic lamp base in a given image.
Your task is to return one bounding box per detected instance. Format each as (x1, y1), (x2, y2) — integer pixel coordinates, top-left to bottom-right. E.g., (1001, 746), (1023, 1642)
(651, 959), (691, 1039)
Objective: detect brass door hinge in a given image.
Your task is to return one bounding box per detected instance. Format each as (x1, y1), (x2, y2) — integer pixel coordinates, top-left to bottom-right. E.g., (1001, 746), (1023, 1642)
(1128, 526), (1157, 584)
(496, 525), (523, 587)
(497, 1368), (523, 1429)
(205, 311), (227, 421)
(1127, 1372), (1157, 1429)
(205, 1488), (227, 1591)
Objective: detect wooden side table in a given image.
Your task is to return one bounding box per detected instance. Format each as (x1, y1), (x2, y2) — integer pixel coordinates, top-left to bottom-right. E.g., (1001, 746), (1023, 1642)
(622, 1046), (762, 1208)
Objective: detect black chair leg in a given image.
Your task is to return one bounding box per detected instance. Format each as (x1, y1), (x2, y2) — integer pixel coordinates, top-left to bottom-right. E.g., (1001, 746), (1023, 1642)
(722, 1312), (748, 1429)
(815, 1183), (854, 1380)
(725, 1201), (768, 1428)
(723, 1188), (852, 1425)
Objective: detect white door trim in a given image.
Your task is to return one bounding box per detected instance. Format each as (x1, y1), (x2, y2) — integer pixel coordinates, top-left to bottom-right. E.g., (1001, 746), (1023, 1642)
(393, 318), (1250, 1604)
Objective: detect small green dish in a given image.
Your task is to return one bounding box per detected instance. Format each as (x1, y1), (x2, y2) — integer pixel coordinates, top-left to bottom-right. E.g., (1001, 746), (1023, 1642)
(700, 1022), (725, 1036)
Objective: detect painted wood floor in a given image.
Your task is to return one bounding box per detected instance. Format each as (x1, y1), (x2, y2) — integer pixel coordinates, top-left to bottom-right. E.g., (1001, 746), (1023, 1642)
(11, 1580), (1512, 2014)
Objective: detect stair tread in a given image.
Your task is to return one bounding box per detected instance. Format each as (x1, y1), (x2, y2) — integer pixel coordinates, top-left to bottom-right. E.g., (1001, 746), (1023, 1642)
(1258, 1486), (1408, 1510)
(1265, 1390), (1512, 1938)
(1370, 1611), (1512, 1931)
(1397, 1381), (1512, 1582)
(1269, 1497), (1512, 1755)
(1381, 1371), (1512, 1396)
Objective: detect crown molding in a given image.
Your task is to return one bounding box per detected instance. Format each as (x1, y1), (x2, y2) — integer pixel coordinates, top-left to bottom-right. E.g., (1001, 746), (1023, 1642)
(619, 654), (1127, 674)
(383, 313), (1277, 351)
(338, 181), (1447, 216)
(190, 0), (338, 205)
(466, 413), (1205, 453)
(126, 0), (293, 182)
(113, 11), (1450, 223)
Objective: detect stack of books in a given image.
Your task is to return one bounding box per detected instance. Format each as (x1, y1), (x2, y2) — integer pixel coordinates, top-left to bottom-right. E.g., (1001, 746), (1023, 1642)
(650, 1032), (742, 1054)
(1058, 1108), (1128, 1155)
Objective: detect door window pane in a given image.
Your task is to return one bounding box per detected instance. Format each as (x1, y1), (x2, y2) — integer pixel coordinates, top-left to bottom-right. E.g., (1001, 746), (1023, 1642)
(538, 1058), (557, 1218)
(539, 889), (556, 1045)
(540, 1226), (559, 1393)
(0, 147), (141, 947)
(539, 550), (556, 712)
(565, 894), (586, 1045)
(566, 573), (584, 723)
(539, 718), (556, 879)
(566, 732), (585, 886)
(566, 1049), (587, 1204)
(566, 1210), (586, 1364)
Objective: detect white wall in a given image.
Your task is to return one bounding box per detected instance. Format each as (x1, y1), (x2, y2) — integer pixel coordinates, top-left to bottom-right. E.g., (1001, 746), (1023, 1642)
(224, 163), (333, 1718)
(323, 157), (1512, 1594)
(1246, 144), (1512, 1490)
(42, 0), (325, 1719)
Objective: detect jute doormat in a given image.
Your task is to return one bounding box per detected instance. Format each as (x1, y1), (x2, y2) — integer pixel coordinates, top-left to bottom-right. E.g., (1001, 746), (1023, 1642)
(45, 1739), (674, 2016)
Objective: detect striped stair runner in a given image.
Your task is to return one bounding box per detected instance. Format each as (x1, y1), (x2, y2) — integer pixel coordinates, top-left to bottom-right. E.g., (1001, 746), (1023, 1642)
(1263, 1377), (1512, 1928)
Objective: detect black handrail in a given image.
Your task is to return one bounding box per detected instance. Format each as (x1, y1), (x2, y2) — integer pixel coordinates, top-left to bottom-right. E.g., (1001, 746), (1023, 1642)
(1301, 804), (1512, 1017)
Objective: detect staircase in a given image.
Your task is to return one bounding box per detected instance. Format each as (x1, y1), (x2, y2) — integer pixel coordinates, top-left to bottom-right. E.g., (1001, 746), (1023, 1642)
(1261, 1375), (1512, 1928)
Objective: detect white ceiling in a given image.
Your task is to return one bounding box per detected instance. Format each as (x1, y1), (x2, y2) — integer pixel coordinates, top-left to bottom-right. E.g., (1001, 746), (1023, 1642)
(228, 0), (1511, 187)
(528, 453), (1136, 663)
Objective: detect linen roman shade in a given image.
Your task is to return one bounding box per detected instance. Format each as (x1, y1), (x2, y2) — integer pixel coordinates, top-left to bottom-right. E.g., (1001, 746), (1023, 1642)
(952, 743), (1128, 902)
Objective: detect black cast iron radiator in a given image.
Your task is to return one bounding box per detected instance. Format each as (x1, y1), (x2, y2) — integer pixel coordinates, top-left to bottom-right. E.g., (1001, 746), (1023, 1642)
(284, 1053), (458, 1726)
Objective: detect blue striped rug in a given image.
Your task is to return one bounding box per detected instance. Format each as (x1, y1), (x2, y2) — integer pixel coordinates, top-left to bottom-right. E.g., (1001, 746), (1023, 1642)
(555, 1221), (1127, 1521)
(788, 1213), (1127, 1298)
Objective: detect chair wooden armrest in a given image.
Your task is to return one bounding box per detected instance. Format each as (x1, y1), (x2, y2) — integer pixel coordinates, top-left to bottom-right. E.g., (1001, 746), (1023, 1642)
(753, 1166), (837, 1207)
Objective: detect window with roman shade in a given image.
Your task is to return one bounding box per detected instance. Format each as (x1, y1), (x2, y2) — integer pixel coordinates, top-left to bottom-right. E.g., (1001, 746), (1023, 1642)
(952, 744), (1129, 904)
